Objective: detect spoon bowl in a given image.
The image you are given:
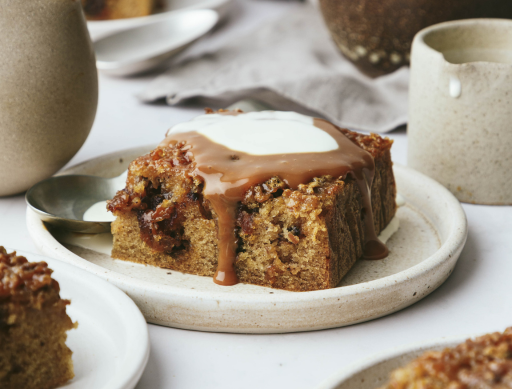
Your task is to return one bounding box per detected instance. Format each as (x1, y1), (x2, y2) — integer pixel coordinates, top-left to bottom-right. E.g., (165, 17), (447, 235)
(26, 172), (127, 233)
(94, 9), (219, 76)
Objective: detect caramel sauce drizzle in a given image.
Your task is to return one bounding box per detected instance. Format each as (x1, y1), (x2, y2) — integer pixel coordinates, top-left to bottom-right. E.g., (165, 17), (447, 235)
(160, 117), (388, 286)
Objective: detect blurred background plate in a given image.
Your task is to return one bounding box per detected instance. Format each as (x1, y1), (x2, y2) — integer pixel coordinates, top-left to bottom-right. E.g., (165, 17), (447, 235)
(94, 9), (219, 76)
(87, 0), (234, 41)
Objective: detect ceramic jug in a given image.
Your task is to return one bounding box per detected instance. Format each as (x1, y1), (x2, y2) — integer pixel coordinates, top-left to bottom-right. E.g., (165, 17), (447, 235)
(408, 19), (512, 205)
(0, 0), (98, 196)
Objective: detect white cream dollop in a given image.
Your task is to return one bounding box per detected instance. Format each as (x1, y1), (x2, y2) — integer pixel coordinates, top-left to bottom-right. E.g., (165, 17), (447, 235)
(167, 111), (339, 155)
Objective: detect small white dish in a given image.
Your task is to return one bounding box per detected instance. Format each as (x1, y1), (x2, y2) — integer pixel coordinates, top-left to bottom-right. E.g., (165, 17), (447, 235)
(94, 9), (218, 76)
(6, 249), (150, 389)
(87, 0), (233, 41)
(26, 146), (468, 334)
(315, 334), (471, 389)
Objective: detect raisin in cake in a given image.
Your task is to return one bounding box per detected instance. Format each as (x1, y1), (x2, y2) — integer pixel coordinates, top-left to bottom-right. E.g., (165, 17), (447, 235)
(108, 110), (396, 291)
(0, 247), (76, 389)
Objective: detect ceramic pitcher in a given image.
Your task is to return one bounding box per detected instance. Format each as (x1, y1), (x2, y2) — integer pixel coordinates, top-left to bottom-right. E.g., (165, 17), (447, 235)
(0, 0), (98, 196)
(408, 19), (512, 205)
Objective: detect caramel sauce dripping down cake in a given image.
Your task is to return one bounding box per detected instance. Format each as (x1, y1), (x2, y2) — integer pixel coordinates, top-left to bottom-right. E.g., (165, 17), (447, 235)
(107, 110), (397, 291)
(0, 247), (76, 389)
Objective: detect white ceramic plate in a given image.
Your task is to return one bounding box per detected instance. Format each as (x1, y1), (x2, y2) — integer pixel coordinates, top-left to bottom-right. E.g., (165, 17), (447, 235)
(315, 334), (471, 389)
(94, 10), (219, 76)
(26, 146), (468, 334)
(5, 249), (150, 389)
(87, 0), (234, 41)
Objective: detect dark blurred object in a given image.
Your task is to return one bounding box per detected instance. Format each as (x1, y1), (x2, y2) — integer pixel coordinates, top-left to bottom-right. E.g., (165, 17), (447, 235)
(81, 0), (159, 20)
(318, 0), (512, 77)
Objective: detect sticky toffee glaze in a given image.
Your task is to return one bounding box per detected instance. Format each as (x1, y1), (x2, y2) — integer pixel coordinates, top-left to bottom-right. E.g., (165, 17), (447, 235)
(158, 112), (388, 286)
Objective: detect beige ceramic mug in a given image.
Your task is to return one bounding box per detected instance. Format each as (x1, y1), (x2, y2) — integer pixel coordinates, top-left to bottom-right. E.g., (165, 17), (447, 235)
(408, 18), (512, 205)
(0, 0), (98, 196)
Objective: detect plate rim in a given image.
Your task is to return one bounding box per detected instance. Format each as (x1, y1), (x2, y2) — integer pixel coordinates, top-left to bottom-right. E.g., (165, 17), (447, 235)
(8, 248), (150, 389)
(314, 333), (477, 389)
(26, 146), (468, 332)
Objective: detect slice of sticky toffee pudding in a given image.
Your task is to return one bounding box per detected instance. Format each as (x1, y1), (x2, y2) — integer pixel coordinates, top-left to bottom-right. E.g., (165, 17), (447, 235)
(0, 247), (76, 389)
(107, 110), (396, 291)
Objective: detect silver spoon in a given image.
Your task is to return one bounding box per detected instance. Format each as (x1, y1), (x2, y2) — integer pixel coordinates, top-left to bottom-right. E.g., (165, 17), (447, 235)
(94, 9), (218, 76)
(26, 171), (127, 234)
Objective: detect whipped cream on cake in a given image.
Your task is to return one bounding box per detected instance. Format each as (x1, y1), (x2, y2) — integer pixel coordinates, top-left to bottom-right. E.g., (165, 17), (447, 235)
(167, 111), (339, 155)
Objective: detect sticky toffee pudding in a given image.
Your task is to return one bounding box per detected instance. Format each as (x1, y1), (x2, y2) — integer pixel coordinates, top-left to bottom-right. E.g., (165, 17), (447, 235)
(0, 247), (76, 389)
(107, 110), (397, 291)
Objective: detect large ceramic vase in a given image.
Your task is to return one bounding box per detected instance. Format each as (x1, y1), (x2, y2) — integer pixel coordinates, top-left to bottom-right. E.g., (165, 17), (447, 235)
(318, 0), (512, 77)
(0, 0), (98, 196)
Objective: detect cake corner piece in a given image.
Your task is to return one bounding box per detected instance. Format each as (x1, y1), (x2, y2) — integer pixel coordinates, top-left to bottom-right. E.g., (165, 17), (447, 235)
(0, 247), (76, 389)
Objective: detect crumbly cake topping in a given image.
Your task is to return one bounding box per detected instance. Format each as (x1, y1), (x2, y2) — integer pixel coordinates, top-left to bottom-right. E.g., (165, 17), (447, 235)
(383, 328), (512, 389)
(0, 247), (58, 302)
(108, 110), (393, 286)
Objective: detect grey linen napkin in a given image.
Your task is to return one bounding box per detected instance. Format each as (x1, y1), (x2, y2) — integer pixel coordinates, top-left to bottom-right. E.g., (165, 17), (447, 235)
(138, 4), (409, 133)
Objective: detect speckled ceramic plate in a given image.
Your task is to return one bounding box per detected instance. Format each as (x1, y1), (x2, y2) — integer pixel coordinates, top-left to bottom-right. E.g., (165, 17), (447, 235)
(26, 146), (467, 333)
(7, 249), (149, 389)
(314, 334), (471, 389)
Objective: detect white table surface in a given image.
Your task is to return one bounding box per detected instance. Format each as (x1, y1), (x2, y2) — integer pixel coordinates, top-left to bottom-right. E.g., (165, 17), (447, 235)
(2, 1), (512, 388)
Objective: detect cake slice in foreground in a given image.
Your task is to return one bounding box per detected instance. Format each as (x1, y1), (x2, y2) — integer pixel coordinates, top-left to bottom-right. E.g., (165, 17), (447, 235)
(108, 110), (396, 291)
(381, 327), (512, 389)
(0, 247), (76, 389)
